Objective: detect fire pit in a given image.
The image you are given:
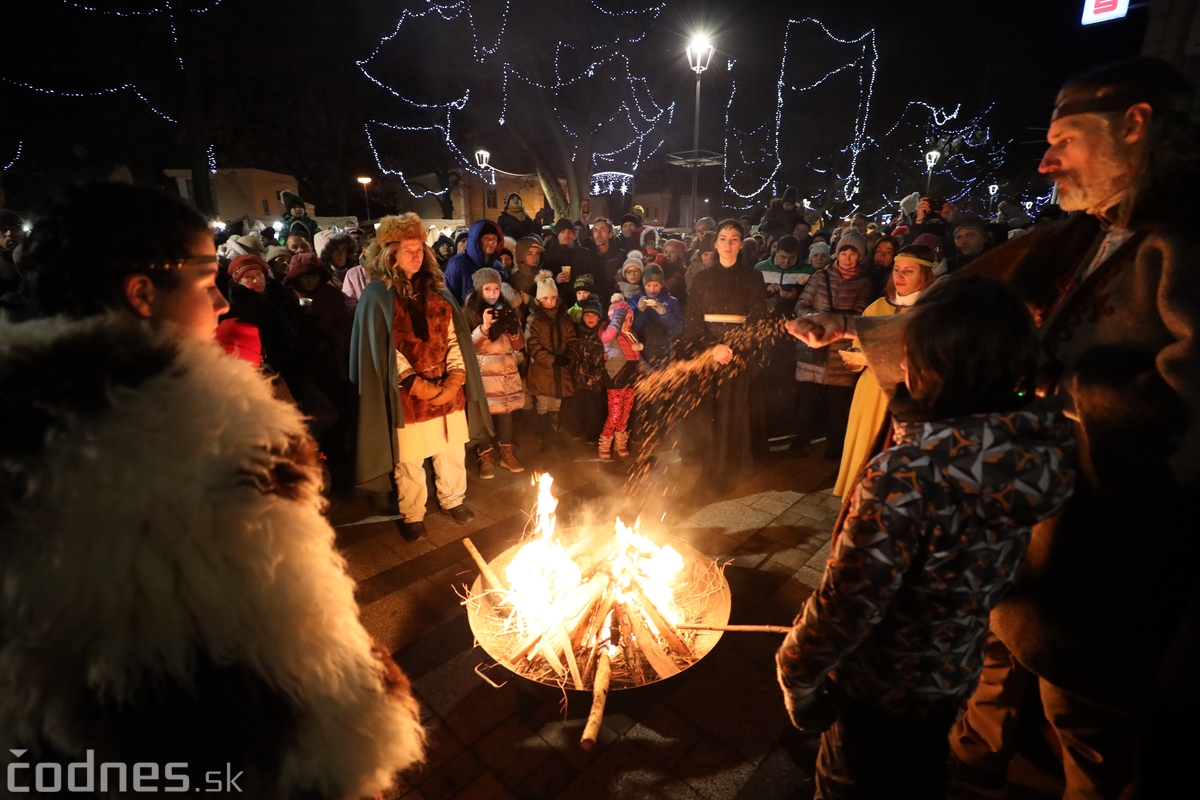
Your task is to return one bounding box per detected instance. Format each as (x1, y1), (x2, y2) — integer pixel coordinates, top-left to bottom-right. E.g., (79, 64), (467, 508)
(462, 474), (732, 747)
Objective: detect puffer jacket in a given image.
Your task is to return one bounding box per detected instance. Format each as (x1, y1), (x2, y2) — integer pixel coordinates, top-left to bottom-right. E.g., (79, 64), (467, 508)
(793, 267), (873, 386)
(777, 397), (1076, 718)
(525, 300), (576, 398)
(443, 219), (504, 303)
(466, 292), (525, 415)
(573, 319), (607, 392)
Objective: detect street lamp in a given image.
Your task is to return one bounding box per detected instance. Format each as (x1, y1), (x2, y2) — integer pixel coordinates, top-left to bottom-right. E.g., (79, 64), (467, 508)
(357, 176), (372, 222)
(474, 149), (490, 170)
(686, 34), (714, 229)
(988, 183), (999, 214)
(925, 150), (941, 197)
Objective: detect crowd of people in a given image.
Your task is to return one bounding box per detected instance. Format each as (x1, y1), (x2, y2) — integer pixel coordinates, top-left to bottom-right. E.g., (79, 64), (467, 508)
(0, 55), (1197, 799)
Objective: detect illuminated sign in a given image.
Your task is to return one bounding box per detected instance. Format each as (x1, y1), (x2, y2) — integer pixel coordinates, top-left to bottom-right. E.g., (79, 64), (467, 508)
(1082, 0), (1130, 25)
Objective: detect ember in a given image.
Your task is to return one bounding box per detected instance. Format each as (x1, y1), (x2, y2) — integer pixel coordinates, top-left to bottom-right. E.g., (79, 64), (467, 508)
(463, 474), (731, 746)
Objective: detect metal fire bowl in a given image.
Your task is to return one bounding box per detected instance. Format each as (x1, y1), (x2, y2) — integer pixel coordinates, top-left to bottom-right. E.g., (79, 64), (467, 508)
(466, 527), (731, 692)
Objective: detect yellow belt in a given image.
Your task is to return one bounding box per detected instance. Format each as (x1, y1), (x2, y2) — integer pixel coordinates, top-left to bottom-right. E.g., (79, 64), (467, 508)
(703, 314), (747, 324)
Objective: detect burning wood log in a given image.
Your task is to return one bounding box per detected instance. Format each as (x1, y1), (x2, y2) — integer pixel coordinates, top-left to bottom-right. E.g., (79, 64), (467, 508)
(624, 604), (680, 680)
(462, 538), (505, 593)
(580, 649), (612, 750)
(631, 586), (688, 655)
(557, 622), (585, 690)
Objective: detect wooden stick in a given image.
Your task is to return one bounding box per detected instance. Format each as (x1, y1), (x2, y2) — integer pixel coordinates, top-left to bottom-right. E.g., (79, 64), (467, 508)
(462, 538), (506, 592)
(557, 622), (585, 691)
(615, 607), (645, 685)
(676, 623), (793, 634)
(580, 649), (611, 751)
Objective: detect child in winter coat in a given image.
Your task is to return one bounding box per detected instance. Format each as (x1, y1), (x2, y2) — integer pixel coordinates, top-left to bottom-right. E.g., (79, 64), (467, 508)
(463, 268), (526, 478)
(567, 274), (597, 323)
(776, 276), (1076, 796)
(571, 296), (609, 443)
(616, 252), (645, 301)
(600, 293), (642, 459)
(525, 270), (577, 451)
(630, 263), (683, 371)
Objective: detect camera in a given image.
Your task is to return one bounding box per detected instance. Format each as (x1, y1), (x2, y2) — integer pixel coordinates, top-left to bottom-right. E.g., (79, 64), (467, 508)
(488, 306), (520, 339)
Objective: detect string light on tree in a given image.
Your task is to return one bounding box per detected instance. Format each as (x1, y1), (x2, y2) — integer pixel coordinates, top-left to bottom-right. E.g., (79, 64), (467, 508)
(2, 142), (22, 172)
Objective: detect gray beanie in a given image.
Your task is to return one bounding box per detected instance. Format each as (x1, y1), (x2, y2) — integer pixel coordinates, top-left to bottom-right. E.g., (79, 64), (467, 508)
(835, 228), (866, 259)
(642, 263), (665, 285)
(472, 267), (503, 291)
(696, 216), (717, 230)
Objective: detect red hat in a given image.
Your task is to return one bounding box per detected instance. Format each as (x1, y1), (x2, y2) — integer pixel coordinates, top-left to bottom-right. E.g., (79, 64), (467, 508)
(214, 319), (262, 368)
(891, 225), (909, 238)
(229, 254), (268, 284)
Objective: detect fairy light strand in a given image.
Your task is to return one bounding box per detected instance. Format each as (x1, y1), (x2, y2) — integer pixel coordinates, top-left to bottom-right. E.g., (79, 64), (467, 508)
(2, 142), (22, 172)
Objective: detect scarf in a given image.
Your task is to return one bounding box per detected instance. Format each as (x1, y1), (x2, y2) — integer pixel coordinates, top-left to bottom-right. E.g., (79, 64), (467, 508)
(892, 289), (921, 307)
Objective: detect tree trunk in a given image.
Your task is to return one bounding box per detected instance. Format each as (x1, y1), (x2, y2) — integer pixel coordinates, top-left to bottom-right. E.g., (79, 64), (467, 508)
(536, 160), (570, 220)
(175, 13), (215, 217)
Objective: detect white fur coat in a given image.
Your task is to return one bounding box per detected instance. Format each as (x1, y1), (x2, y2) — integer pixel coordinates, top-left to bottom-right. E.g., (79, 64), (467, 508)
(0, 314), (424, 797)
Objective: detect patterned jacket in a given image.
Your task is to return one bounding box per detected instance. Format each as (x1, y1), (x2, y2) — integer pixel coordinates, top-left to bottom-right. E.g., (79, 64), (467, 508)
(573, 320), (608, 392)
(777, 400), (1076, 718)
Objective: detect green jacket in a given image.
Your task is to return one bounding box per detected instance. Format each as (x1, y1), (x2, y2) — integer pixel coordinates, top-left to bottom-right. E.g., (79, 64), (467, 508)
(349, 279), (493, 494)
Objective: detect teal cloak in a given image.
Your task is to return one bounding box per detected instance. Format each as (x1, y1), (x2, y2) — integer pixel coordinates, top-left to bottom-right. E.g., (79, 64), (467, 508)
(349, 279), (494, 494)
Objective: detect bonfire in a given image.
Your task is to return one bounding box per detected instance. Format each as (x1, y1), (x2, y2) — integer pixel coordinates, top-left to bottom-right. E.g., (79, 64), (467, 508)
(463, 473), (732, 748)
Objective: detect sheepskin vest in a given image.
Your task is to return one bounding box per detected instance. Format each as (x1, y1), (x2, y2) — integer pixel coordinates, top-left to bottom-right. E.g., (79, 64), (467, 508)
(394, 289), (466, 424)
(0, 314), (425, 798)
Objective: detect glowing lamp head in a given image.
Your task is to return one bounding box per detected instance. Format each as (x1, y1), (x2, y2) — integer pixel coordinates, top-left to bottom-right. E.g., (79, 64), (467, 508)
(988, 184), (999, 196)
(357, 176), (372, 186)
(475, 149), (491, 169)
(925, 150), (941, 170)
(686, 35), (714, 74)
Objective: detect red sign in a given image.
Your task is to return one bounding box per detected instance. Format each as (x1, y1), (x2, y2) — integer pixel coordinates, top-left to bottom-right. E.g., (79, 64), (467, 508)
(1082, 0), (1129, 25)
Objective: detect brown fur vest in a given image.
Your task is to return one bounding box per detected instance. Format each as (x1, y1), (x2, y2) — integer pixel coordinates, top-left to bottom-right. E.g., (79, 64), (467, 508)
(394, 289), (466, 424)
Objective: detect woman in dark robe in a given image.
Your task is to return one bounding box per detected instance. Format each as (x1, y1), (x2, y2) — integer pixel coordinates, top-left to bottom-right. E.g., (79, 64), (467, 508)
(679, 219), (767, 490)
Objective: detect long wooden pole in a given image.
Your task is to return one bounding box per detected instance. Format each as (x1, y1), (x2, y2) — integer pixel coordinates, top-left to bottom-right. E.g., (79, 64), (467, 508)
(462, 538), (506, 592)
(580, 650), (612, 751)
(676, 623), (792, 634)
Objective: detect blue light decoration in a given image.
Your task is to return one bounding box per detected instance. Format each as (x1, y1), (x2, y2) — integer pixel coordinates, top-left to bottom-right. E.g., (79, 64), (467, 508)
(359, 0), (674, 202)
(2, 142), (22, 172)
(723, 17), (1013, 217)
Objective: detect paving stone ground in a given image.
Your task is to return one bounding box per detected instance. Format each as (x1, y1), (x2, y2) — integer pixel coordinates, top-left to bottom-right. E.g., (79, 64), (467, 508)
(328, 424), (1063, 800)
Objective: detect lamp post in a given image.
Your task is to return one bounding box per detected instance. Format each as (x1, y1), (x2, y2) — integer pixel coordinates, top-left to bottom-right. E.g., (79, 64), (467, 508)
(357, 176), (372, 222)
(988, 183), (999, 214)
(925, 150), (941, 197)
(686, 34), (714, 230)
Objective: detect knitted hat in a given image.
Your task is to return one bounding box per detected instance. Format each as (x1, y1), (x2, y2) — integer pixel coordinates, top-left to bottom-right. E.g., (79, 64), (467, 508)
(573, 273), (595, 290)
(913, 233), (943, 251)
(835, 228), (866, 259)
(377, 213), (425, 246)
(281, 190), (304, 212)
(504, 192), (523, 209)
(777, 235), (800, 254)
(781, 187), (798, 204)
(0, 209), (22, 228)
(283, 252), (327, 288)
(264, 245), (291, 264)
(554, 218), (575, 233)
(953, 216), (987, 235)
(620, 213), (640, 227)
(229, 254), (268, 284)
(535, 269), (557, 300)
(808, 241), (831, 258)
(578, 295), (603, 320)
(231, 232), (264, 256)
(622, 251), (645, 279)
(642, 263), (665, 285)
(696, 216), (717, 230)
(473, 267), (503, 291)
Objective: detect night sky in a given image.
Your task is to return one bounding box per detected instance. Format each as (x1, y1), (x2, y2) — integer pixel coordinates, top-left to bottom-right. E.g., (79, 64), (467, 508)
(0, 0), (1150, 215)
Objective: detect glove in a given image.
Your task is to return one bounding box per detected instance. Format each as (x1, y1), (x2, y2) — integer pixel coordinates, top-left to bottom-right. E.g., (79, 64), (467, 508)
(653, 301), (668, 316)
(431, 370), (466, 406)
(407, 376), (442, 401)
(637, 297), (649, 311)
(553, 354), (570, 368)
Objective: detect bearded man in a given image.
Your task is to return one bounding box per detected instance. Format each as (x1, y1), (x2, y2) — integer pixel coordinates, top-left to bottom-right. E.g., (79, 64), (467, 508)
(788, 57), (1200, 798)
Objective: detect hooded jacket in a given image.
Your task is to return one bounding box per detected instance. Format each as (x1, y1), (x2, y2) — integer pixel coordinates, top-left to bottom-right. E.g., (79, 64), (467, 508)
(0, 314), (424, 797)
(778, 399), (1076, 718)
(443, 219), (504, 303)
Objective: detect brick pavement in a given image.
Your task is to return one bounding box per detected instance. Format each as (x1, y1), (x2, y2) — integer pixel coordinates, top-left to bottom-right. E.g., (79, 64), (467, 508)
(328, 426), (1063, 800)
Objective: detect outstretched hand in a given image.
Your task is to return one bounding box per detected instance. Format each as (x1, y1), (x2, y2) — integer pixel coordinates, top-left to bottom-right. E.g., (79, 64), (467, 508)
(785, 313), (848, 348)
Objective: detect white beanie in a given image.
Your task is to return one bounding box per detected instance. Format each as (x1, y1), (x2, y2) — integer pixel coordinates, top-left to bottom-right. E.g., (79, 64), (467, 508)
(808, 241), (830, 257)
(535, 269), (558, 301)
(622, 250), (645, 279)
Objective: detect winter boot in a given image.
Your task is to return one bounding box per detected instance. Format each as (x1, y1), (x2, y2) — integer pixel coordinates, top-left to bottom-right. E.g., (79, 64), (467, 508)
(548, 410), (561, 433)
(477, 446), (495, 480)
(499, 444), (525, 473)
(599, 434), (613, 460)
(614, 430), (630, 458)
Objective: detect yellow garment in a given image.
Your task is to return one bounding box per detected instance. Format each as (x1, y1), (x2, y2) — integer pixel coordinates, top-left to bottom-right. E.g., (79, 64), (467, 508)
(834, 296), (909, 496)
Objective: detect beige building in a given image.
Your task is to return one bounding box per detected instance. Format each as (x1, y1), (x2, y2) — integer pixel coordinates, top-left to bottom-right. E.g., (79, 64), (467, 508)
(1141, 0), (1200, 120)
(165, 168), (306, 220)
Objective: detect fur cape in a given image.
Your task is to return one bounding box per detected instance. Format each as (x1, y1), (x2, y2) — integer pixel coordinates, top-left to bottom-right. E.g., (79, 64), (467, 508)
(0, 314), (424, 797)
